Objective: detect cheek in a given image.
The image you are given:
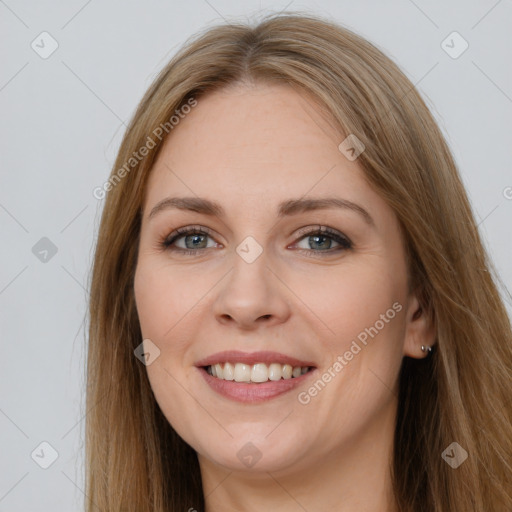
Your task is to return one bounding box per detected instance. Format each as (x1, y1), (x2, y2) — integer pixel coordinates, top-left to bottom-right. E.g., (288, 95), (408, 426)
(289, 261), (405, 354)
(134, 259), (201, 342)
(292, 266), (406, 437)
(134, 258), (216, 389)
(134, 262), (202, 436)
(134, 264), (168, 339)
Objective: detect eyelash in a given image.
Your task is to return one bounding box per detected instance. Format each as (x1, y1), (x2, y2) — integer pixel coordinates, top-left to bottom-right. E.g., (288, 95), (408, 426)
(159, 224), (353, 257)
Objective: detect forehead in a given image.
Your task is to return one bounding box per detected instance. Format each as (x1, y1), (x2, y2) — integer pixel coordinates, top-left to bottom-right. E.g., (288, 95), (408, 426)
(143, 82), (382, 218)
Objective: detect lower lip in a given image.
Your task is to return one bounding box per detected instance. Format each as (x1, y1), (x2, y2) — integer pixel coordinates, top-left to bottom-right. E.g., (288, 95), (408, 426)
(197, 367), (316, 403)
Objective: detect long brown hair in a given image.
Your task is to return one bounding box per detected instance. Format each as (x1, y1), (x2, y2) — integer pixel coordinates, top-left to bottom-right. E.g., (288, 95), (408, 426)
(86, 12), (512, 511)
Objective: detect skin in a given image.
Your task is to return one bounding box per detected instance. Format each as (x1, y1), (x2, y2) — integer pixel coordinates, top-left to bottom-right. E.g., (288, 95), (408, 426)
(134, 81), (436, 512)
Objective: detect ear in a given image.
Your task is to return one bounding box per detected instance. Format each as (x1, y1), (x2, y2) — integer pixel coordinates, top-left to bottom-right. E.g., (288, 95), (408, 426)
(402, 293), (436, 359)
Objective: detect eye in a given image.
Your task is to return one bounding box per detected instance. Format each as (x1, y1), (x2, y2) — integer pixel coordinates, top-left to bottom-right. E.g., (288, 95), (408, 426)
(160, 225), (219, 256)
(160, 224), (352, 256)
(291, 225), (352, 255)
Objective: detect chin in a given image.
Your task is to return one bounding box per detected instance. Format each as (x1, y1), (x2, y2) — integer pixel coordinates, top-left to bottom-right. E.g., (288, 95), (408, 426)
(196, 434), (310, 474)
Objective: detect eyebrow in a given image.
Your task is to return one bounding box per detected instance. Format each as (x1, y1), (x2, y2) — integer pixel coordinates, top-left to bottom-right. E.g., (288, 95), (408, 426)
(148, 196), (374, 226)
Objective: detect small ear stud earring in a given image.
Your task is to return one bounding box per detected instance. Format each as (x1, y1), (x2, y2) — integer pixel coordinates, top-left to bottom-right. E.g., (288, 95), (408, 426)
(421, 345), (432, 354)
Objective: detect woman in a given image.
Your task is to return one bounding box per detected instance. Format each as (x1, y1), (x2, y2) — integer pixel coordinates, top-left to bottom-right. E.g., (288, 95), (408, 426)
(86, 12), (512, 511)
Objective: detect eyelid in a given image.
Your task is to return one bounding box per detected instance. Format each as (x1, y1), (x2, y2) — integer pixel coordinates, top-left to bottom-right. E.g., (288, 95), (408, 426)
(294, 224), (344, 238)
(164, 225), (215, 242)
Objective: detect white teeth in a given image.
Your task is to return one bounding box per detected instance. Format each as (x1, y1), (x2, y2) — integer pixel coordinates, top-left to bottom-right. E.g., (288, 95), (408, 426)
(268, 363), (282, 381)
(223, 362), (235, 380)
(251, 363), (268, 383)
(214, 363), (223, 379)
(206, 362), (311, 383)
(234, 363), (251, 382)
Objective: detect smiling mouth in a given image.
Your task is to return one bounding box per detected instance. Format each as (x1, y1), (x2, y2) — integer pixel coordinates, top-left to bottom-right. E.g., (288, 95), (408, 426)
(204, 362), (314, 383)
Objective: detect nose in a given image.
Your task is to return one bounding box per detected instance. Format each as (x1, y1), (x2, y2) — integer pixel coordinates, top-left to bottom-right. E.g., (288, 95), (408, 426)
(212, 251), (291, 331)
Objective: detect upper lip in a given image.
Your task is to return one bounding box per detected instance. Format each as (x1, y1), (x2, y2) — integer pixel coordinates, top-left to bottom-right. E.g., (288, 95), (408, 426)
(195, 350), (316, 368)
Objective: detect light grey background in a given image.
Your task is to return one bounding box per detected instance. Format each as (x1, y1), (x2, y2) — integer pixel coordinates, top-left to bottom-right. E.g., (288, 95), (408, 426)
(1, 0), (511, 510)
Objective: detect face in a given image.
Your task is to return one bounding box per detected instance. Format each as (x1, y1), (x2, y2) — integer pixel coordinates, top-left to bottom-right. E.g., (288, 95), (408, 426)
(134, 82), (423, 475)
